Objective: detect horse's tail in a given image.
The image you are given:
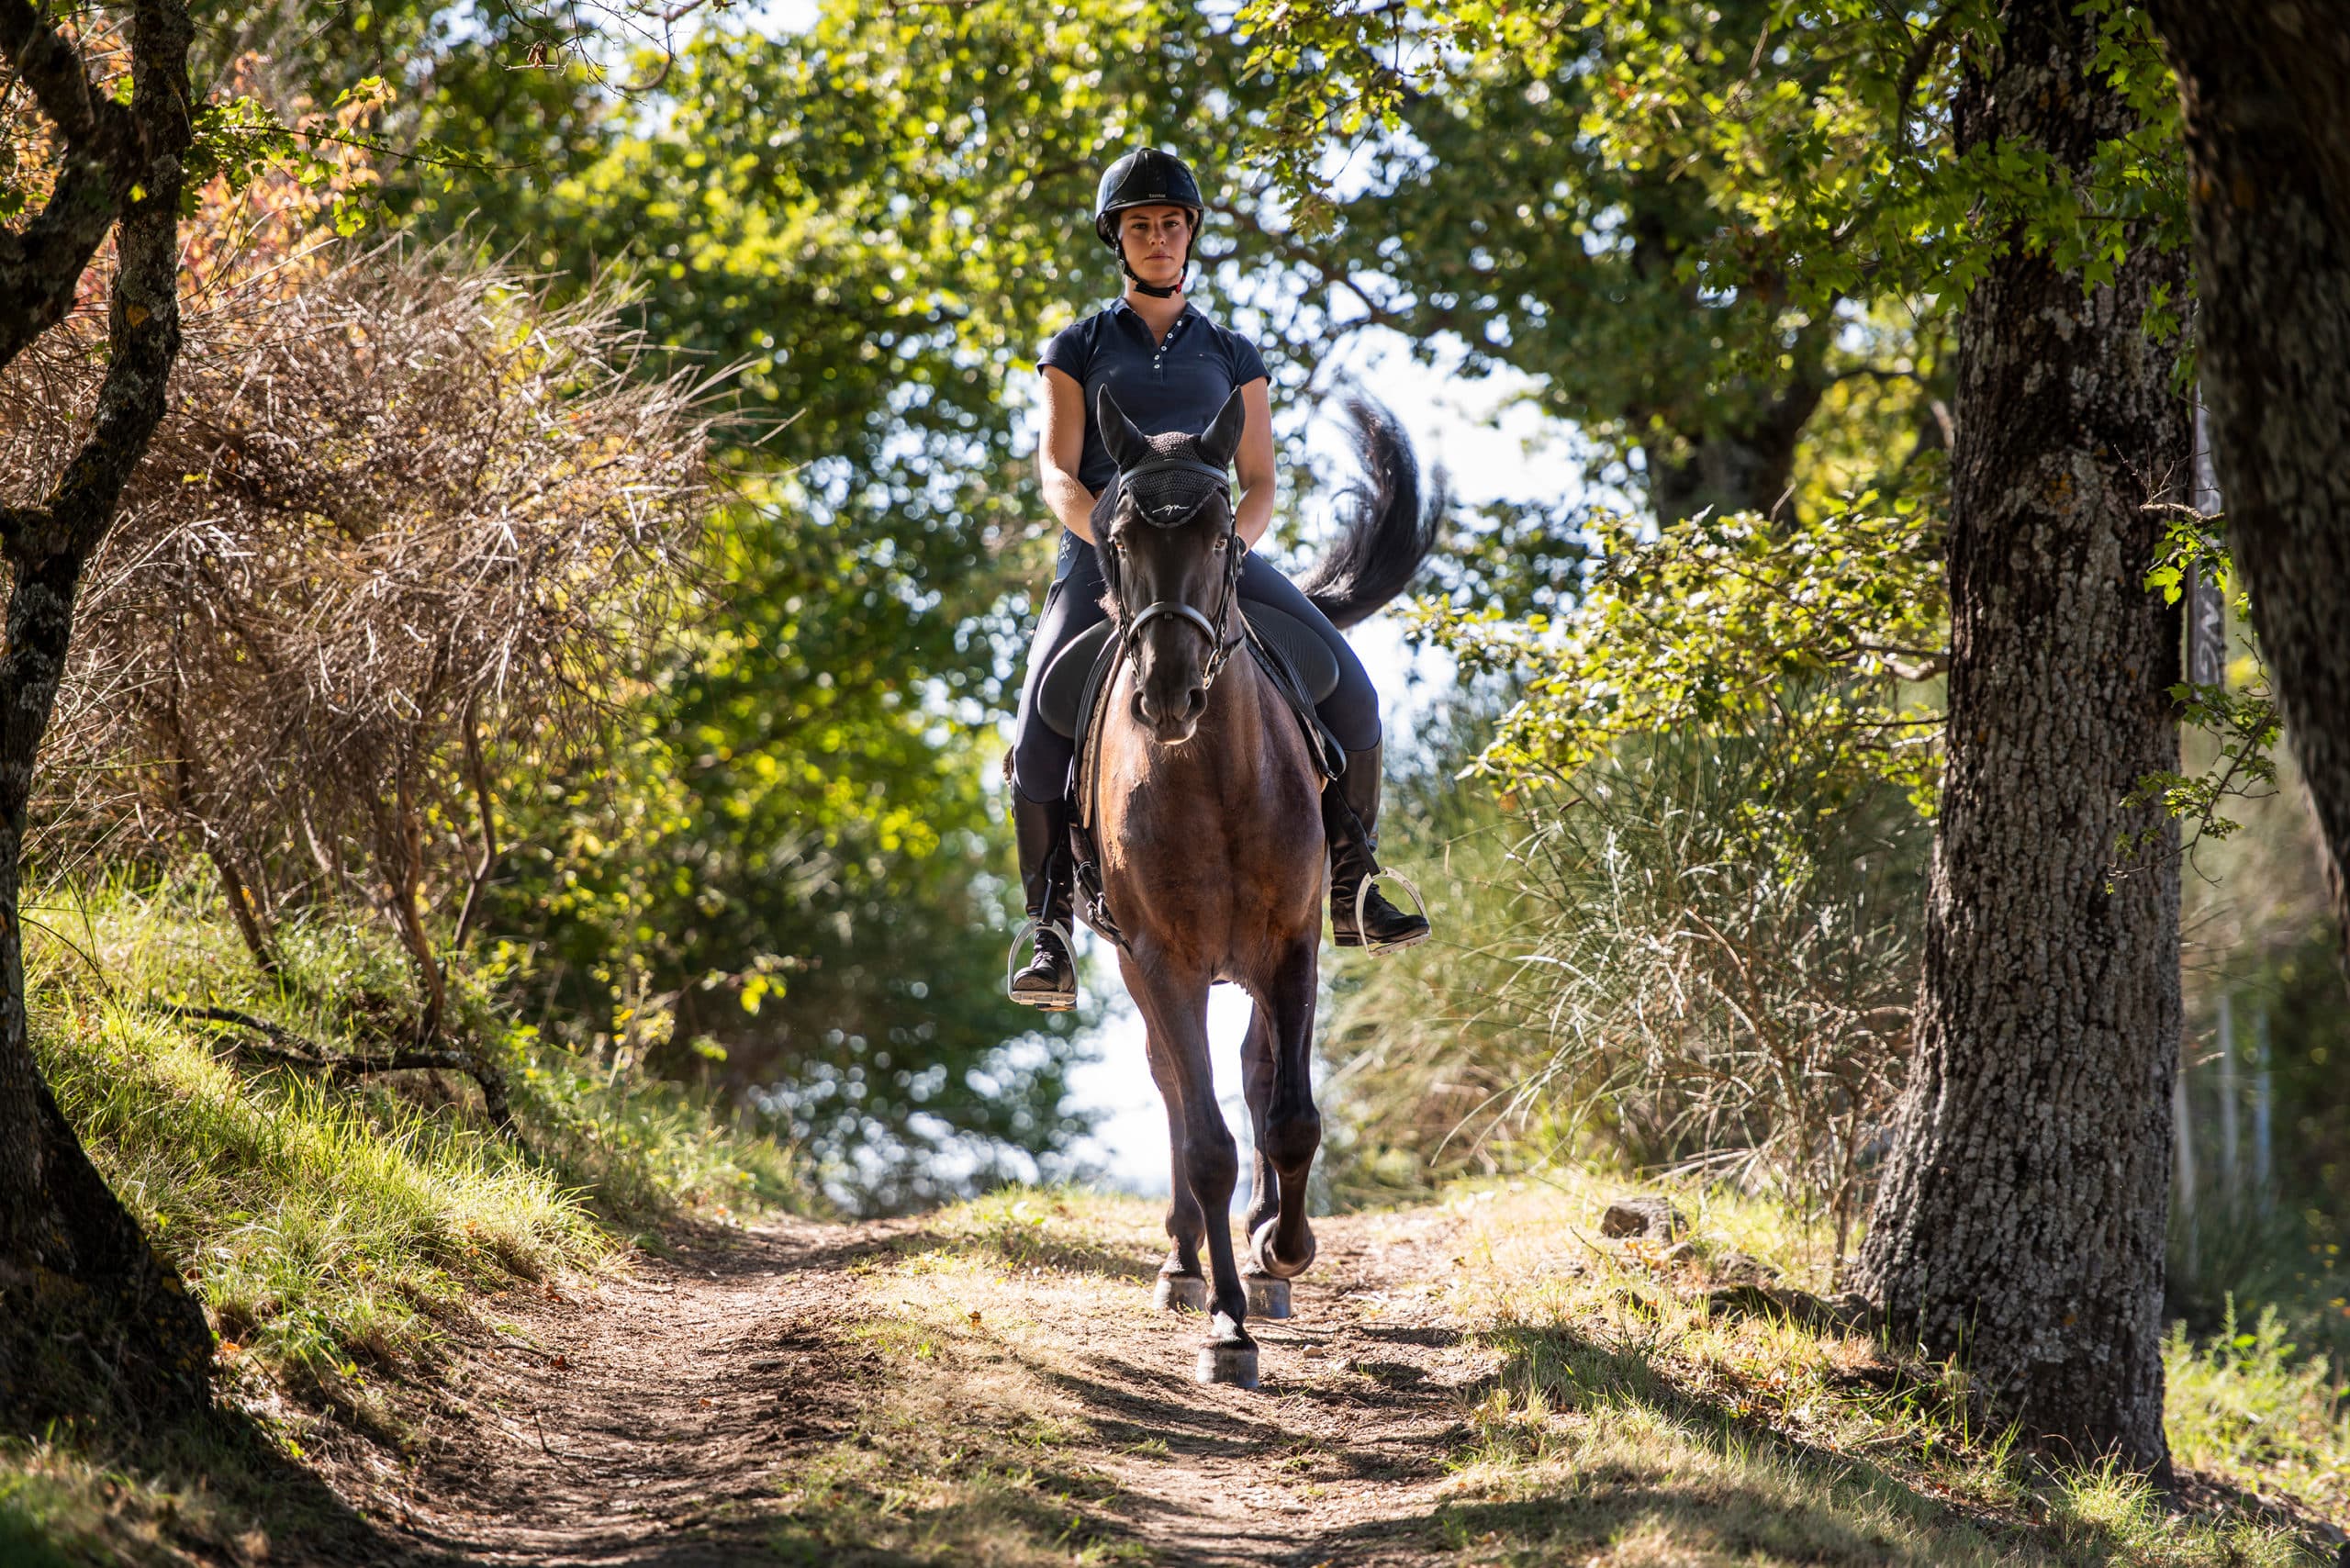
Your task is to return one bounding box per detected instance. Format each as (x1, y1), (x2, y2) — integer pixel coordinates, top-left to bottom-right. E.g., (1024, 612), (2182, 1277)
(1294, 394), (1445, 631)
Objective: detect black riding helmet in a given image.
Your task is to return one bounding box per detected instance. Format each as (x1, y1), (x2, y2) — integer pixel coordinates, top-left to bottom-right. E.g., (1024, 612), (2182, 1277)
(1094, 147), (1203, 299)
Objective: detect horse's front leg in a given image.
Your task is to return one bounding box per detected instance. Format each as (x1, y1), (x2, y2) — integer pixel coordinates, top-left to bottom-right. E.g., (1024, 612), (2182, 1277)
(1237, 1003), (1295, 1318)
(1248, 935), (1322, 1284)
(1147, 1031), (1210, 1312)
(1122, 949), (1256, 1387)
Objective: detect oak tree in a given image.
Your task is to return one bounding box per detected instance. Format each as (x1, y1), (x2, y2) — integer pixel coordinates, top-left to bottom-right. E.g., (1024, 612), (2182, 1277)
(0, 0), (210, 1419)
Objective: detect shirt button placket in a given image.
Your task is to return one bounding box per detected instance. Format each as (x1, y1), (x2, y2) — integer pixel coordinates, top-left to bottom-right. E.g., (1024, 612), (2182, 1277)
(1155, 315), (1181, 379)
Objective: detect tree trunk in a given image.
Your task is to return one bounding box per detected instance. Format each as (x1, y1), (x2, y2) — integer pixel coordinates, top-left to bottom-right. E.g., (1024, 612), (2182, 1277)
(2143, 2), (2350, 982)
(0, 0), (212, 1423)
(1852, 0), (2189, 1477)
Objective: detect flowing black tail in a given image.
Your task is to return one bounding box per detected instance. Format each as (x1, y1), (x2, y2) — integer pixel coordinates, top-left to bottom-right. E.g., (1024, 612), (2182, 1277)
(1294, 394), (1445, 631)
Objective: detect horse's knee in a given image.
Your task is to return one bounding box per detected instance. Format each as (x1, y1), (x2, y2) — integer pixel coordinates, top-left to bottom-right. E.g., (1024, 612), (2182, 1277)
(1261, 1108), (1322, 1172)
(1184, 1126), (1239, 1197)
(1165, 1189), (1204, 1239)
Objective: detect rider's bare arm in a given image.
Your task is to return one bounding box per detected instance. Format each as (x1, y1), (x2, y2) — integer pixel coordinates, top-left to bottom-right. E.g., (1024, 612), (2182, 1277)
(1233, 377), (1275, 550)
(1038, 366), (1099, 543)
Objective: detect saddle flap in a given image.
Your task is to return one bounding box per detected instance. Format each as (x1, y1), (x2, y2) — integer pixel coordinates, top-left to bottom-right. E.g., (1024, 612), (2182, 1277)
(1037, 619), (1116, 740)
(1039, 604), (1339, 741)
(1239, 604), (1340, 705)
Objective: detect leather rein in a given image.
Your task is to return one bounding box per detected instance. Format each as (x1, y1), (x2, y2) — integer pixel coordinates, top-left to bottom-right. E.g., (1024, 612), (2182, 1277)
(1103, 454), (1245, 692)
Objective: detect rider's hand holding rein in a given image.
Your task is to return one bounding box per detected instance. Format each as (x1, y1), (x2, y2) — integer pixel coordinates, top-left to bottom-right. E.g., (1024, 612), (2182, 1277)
(1036, 207), (1276, 550)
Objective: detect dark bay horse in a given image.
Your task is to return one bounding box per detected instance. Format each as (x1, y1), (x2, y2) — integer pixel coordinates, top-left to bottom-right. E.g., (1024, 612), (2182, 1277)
(1085, 384), (1438, 1386)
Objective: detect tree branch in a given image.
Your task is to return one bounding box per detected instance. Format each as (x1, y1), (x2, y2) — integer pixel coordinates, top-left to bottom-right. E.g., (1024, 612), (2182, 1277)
(0, 0), (146, 370)
(155, 1003), (481, 1075)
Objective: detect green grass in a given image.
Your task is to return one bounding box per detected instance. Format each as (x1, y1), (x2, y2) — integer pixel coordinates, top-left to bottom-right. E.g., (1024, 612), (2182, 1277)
(5, 877), (816, 1564)
(2165, 1302), (2347, 1515)
(31, 879), (809, 1383)
(1430, 1178), (2341, 1566)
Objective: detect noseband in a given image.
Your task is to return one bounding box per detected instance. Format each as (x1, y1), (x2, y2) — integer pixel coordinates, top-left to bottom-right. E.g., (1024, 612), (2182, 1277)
(1104, 455), (1244, 691)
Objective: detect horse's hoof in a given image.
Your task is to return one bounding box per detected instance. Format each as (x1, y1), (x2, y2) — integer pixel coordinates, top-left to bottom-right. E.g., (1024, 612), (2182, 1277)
(1195, 1315), (1259, 1387)
(1249, 1217), (1316, 1281)
(1154, 1272), (1210, 1313)
(1244, 1274), (1292, 1318)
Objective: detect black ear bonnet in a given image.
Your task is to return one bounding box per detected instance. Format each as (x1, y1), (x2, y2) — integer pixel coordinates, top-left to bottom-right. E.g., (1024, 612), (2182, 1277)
(1114, 454), (1232, 532)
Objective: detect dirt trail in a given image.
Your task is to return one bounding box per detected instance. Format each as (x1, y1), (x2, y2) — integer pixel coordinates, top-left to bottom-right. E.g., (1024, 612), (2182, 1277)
(350, 1204), (1494, 1566)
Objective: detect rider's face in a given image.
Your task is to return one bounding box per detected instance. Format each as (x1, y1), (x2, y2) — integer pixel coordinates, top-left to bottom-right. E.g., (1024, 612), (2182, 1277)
(1120, 206), (1194, 286)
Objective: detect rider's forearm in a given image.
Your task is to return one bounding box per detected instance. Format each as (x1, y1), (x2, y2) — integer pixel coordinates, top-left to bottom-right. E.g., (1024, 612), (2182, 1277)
(1044, 466), (1100, 544)
(1235, 481), (1273, 550)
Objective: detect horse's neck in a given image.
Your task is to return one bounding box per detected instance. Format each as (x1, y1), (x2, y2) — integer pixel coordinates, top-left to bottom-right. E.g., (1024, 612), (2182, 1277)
(1101, 655), (1314, 817)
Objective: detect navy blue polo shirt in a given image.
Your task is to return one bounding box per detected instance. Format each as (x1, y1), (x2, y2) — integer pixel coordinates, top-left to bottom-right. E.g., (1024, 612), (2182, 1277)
(1039, 299), (1270, 493)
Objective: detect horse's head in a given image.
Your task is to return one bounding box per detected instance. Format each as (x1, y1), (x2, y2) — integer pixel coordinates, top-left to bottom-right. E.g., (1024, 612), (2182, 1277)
(1096, 384), (1247, 745)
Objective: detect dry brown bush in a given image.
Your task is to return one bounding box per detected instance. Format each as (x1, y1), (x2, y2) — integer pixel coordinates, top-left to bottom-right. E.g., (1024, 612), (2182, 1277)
(2, 237), (717, 1064)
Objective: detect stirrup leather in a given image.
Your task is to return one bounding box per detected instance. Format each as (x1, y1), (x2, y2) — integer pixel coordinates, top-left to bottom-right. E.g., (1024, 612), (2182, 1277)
(1005, 918), (1079, 1010)
(1349, 868), (1431, 956)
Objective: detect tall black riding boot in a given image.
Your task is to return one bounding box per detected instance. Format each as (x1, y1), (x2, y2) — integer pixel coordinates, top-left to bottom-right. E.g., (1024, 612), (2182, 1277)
(1322, 743), (1432, 952)
(1008, 792), (1079, 1010)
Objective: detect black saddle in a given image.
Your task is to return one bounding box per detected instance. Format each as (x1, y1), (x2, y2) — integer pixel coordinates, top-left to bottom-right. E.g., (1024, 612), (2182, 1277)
(1036, 604), (1339, 739)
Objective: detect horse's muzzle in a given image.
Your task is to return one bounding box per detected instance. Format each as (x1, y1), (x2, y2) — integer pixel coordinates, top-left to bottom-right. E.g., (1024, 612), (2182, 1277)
(1134, 684), (1205, 744)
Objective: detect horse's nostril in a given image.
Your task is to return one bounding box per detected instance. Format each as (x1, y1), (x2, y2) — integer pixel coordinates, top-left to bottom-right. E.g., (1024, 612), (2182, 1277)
(1184, 687), (1206, 720)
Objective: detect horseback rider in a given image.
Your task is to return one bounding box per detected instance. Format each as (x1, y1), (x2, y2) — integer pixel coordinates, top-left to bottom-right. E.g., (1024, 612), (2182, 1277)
(1008, 147), (1431, 1010)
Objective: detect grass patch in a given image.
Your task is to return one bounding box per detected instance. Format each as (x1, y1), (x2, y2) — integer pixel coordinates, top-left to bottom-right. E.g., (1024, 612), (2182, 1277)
(2165, 1302), (2348, 1515)
(1428, 1181), (2338, 1566)
(6, 878), (814, 1560)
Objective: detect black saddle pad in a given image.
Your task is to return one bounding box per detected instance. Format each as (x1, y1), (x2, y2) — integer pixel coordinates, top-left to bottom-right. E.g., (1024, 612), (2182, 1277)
(1036, 604), (1341, 739)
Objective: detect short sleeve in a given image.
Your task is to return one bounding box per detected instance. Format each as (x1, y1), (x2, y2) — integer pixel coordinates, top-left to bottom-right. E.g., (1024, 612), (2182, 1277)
(1039, 319), (1091, 381)
(1228, 332), (1270, 387)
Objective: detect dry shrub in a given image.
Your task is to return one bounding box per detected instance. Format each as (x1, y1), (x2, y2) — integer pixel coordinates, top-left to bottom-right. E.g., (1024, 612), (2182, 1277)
(1326, 719), (1927, 1268)
(5, 221), (716, 1039)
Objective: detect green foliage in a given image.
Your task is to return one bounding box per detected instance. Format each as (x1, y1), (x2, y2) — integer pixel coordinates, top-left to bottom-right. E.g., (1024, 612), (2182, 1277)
(2125, 506), (2283, 852)
(490, 498), (1091, 1205)
(1231, 0), (2184, 542)
(1415, 497), (1947, 812)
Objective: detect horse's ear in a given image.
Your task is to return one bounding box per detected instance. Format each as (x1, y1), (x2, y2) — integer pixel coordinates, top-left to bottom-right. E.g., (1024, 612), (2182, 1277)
(1196, 387), (1247, 471)
(1096, 385), (1150, 473)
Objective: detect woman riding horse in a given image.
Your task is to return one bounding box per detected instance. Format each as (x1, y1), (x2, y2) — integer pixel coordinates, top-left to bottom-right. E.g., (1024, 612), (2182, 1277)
(1008, 146), (1432, 1008)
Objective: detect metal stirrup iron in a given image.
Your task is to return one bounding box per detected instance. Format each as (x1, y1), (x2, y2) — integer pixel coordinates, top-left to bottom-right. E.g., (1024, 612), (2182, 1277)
(1352, 868), (1431, 956)
(1005, 917), (1079, 1009)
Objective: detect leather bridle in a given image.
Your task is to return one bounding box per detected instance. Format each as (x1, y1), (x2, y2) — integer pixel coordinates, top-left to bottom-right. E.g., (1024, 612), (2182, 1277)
(1102, 454), (1244, 692)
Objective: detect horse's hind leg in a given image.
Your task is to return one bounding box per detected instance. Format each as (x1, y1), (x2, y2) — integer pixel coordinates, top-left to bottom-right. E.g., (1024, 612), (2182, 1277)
(1237, 1003), (1293, 1317)
(1147, 1032), (1210, 1313)
(1123, 951), (1256, 1386)
(1248, 935), (1322, 1284)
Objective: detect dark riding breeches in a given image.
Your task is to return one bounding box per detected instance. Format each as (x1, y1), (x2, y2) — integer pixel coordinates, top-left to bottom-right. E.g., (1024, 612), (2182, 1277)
(1011, 531), (1381, 805)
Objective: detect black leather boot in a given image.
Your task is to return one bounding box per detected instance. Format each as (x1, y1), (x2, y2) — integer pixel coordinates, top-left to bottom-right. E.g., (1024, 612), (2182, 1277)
(1322, 743), (1431, 952)
(1008, 792), (1079, 1009)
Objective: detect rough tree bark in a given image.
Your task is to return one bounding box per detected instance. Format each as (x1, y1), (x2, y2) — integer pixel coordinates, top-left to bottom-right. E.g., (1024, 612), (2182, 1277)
(2143, 2), (2350, 980)
(0, 0), (212, 1419)
(1852, 0), (2190, 1476)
